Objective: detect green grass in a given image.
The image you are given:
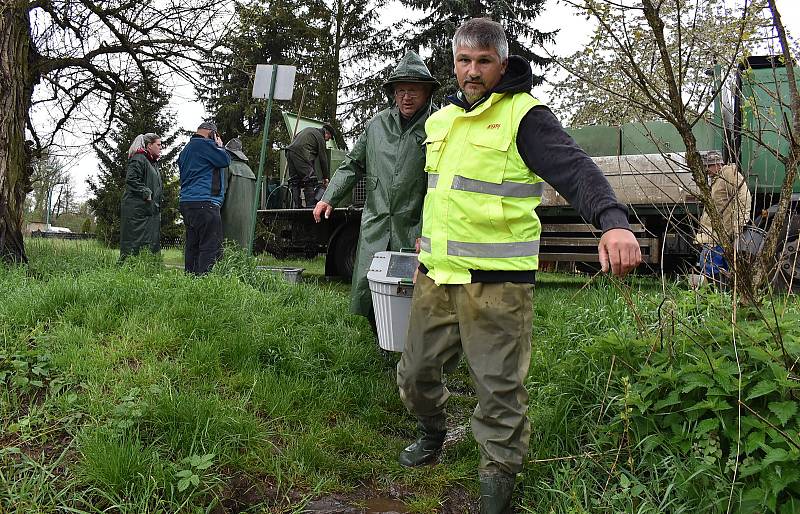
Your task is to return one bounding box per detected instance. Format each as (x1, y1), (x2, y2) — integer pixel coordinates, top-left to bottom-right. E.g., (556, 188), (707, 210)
(520, 275), (800, 513)
(2, 239), (798, 512)
(160, 245), (327, 277)
(1, 240), (405, 512)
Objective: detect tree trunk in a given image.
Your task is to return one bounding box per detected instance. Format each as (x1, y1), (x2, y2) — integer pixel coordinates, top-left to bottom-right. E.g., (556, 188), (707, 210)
(755, 1), (800, 292)
(0, 3), (34, 264)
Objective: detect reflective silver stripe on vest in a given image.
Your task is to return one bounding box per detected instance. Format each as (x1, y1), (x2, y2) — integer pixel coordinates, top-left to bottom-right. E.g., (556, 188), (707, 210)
(427, 174), (439, 188)
(447, 239), (540, 258)
(419, 236), (431, 253)
(451, 176), (544, 198)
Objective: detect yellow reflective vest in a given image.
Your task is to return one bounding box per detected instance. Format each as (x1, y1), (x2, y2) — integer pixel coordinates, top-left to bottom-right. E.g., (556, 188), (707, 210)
(419, 92), (544, 284)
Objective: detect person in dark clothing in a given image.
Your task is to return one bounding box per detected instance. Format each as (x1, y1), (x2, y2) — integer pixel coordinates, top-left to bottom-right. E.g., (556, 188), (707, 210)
(286, 125), (333, 208)
(221, 138), (257, 248)
(395, 18), (641, 514)
(120, 133), (163, 260)
(178, 121), (231, 274)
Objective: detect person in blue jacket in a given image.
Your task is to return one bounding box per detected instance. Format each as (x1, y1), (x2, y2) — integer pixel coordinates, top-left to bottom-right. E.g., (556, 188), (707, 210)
(178, 121), (231, 274)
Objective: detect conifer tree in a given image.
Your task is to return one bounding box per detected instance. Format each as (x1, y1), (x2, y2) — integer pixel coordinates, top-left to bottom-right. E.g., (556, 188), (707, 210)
(201, 0), (322, 180)
(87, 77), (180, 247)
(307, 0), (396, 138)
(397, 0), (555, 99)
(202, 0), (397, 179)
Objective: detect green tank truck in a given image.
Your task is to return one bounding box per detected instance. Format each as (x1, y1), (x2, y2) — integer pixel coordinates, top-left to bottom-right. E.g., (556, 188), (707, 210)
(543, 55), (799, 284)
(738, 56), (800, 289)
(256, 55), (799, 284)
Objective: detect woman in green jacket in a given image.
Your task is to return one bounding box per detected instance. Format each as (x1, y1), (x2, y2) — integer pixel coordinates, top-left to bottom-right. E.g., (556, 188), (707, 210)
(120, 133), (163, 259)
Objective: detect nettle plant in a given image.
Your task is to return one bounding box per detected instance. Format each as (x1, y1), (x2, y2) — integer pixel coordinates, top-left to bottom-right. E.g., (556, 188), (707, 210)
(0, 350), (54, 394)
(597, 293), (800, 512)
(1, 348), (81, 444)
(175, 453), (215, 493)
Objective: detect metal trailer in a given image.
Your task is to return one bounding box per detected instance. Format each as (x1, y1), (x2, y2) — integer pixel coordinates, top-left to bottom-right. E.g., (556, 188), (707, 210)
(253, 112), (365, 279)
(534, 55), (799, 278)
(540, 123), (716, 272)
(255, 204), (362, 277)
(255, 55), (800, 283)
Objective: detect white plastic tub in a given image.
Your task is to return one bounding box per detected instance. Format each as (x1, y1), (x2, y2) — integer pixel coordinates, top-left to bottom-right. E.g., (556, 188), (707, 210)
(367, 251), (418, 352)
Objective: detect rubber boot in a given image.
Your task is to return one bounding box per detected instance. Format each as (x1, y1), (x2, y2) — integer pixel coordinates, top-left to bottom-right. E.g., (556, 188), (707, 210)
(399, 416), (446, 467)
(479, 471), (516, 514)
(290, 185), (303, 209)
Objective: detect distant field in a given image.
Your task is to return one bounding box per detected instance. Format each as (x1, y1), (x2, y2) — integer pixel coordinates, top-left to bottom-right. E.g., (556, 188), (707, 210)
(2, 239), (798, 512)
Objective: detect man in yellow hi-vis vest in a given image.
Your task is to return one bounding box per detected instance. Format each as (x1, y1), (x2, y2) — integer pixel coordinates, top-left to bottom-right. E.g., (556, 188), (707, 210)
(395, 18), (641, 513)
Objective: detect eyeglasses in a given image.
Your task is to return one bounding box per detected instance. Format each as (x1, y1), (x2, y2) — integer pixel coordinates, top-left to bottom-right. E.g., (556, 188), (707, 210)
(394, 89), (421, 100)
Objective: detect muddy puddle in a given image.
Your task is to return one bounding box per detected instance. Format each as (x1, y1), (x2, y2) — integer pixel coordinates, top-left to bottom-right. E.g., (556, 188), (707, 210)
(362, 497), (410, 513)
(302, 496), (409, 513)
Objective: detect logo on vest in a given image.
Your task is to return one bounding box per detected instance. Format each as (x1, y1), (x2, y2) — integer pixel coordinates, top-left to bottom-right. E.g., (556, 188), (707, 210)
(486, 123), (501, 130)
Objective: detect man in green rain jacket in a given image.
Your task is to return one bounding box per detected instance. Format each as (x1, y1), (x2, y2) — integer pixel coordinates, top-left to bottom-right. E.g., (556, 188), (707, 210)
(313, 51), (439, 326)
(221, 138), (257, 248)
(120, 133), (163, 259)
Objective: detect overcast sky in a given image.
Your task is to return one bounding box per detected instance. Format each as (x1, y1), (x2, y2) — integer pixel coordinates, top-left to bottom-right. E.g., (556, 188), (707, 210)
(51, 0), (800, 201)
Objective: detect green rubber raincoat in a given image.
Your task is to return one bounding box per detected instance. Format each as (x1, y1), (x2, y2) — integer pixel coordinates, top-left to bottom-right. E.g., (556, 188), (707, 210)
(221, 155), (257, 248)
(120, 152), (163, 257)
(321, 51), (439, 316)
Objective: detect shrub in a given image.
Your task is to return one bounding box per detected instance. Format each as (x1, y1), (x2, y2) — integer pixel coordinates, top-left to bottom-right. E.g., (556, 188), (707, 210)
(589, 291), (800, 512)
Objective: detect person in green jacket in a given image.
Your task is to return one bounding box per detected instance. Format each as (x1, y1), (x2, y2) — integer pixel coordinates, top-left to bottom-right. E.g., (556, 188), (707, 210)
(286, 125), (334, 208)
(221, 138), (257, 248)
(312, 51), (439, 329)
(120, 133), (163, 259)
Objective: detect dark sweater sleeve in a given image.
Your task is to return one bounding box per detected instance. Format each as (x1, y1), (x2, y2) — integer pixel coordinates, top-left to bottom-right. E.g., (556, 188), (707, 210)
(517, 106), (630, 232)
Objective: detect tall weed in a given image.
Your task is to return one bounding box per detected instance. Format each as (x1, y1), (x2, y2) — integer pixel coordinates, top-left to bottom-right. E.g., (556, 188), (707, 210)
(524, 280), (800, 513)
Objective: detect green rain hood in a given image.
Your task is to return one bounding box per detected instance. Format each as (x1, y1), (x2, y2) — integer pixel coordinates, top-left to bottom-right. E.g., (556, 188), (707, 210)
(322, 51), (439, 316)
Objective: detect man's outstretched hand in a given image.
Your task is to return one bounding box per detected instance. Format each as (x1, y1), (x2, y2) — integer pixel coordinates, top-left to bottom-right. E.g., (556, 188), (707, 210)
(598, 228), (642, 277)
(313, 201), (333, 223)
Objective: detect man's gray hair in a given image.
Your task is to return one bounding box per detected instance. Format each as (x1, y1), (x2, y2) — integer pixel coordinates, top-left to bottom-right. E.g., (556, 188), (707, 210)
(143, 133), (161, 145)
(452, 18), (508, 62)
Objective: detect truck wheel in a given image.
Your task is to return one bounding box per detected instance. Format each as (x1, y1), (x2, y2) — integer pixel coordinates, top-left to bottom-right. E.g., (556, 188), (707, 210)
(332, 225), (358, 280)
(772, 218), (800, 293)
